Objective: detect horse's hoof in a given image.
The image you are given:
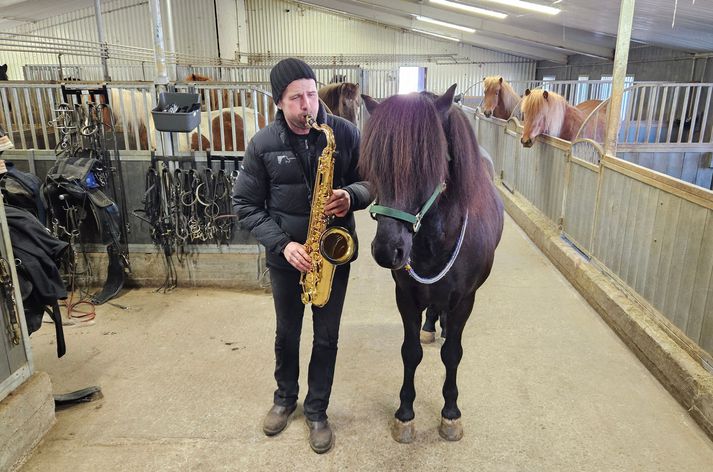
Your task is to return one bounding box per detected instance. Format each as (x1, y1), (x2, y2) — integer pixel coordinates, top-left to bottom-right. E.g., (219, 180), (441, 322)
(391, 418), (416, 443)
(420, 330), (435, 344)
(439, 417), (464, 441)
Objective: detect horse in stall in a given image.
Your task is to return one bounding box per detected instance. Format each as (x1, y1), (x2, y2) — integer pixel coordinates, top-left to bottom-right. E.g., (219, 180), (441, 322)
(318, 82), (361, 126)
(359, 85), (504, 442)
(185, 73), (276, 118)
(520, 89), (606, 147)
(105, 84), (267, 152)
(482, 76), (520, 119)
(183, 108), (266, 152)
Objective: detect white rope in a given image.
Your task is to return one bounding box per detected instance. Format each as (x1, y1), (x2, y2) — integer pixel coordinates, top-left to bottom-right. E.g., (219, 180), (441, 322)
(405, 214), (469, 285)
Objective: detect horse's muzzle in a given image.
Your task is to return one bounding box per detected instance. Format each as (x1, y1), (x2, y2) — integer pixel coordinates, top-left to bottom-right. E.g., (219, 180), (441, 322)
(483, 110), (492, 117)
(521, 137), (533, 148)
(371, 240), (407, 270)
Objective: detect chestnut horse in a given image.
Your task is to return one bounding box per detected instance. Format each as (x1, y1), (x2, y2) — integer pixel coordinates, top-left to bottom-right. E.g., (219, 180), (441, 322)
(184, 108), (266, 152)
(318, 82), (361, 126)
(106, 83), (267, 152)
(482, 76), (520, 119)
(520, 89), (606, 147)
(185, 73), (276, 118)
(360, 85), (504, 443)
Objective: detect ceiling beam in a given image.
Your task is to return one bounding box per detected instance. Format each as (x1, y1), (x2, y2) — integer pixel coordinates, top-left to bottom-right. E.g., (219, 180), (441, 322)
(298, 0), (569, 62)
(301, 0), (614, 60)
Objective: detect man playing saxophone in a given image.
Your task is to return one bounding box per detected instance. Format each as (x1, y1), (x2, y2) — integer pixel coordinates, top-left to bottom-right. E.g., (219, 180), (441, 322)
(233, 58), (371, 454)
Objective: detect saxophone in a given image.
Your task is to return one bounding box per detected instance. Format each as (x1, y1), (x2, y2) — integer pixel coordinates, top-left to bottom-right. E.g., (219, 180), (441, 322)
(300, 114), (355, 307)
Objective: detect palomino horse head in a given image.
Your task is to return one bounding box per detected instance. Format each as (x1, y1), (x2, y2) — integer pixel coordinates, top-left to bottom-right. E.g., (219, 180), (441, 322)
(520, 88), (553, 148)
(360, 85), (458, 269)
(0, 64), (8, 81)
(482, 76), (504, 118)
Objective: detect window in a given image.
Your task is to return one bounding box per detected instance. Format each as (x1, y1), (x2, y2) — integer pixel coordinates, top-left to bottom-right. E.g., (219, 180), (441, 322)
(575, 75), (589, 104)
(541, 75), (556, 91)
(398, 67), (427, 94)
(600, 75), (635, 119)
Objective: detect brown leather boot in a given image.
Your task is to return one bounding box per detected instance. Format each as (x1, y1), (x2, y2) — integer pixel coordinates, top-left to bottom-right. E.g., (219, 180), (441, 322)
(262, 404), (297, 436)
(306, 419), (334, 453)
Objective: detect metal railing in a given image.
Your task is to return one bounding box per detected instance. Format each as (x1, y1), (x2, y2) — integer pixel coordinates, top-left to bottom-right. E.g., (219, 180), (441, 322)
(0, 80), (276, 154)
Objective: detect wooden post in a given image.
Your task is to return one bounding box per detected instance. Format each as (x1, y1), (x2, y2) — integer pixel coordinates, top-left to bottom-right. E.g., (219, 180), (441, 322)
(604, 0), (636, 156)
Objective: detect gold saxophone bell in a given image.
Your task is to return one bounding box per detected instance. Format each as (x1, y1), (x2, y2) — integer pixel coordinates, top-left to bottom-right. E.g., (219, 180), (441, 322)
(299, 114), (356, 307)
(320, 226), (355, 265)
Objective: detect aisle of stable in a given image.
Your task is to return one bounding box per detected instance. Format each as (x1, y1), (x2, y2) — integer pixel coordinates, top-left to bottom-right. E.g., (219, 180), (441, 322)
(20, 212), (713, 471)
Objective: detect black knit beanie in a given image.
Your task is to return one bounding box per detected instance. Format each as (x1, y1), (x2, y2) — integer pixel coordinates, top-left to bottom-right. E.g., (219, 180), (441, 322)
(270, 58), (316, 104)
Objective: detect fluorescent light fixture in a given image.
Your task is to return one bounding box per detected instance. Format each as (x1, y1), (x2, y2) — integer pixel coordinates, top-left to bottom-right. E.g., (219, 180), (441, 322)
(414, 15), (476, 33)
(412, 28), (461, 42)
(430, 0), (508, 20)
(479, 0), (560, 15)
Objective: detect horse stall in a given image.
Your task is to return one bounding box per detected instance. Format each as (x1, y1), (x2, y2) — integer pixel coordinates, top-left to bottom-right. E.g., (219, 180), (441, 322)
(473, 75), (713, 431)
(4, 0), (713, 469)
(0, 79), (278, 292)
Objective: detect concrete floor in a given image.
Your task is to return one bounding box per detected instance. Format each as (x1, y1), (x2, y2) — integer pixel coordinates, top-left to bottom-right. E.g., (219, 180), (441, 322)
(19, 213), (713, 471)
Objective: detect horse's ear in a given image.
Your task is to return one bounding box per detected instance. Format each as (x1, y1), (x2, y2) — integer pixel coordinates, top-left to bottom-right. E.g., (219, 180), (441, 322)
(435, 84), (457, 114)
(361, 94), (380, 114)
(543, 90), (549, 100)
(525, 88), (531, 96)
(0, 64), (6, 71)
(499, 77), (503, 84)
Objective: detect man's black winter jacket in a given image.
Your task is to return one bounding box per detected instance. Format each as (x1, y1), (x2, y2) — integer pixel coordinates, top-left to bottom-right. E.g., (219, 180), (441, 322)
(232, 104), (371, 271)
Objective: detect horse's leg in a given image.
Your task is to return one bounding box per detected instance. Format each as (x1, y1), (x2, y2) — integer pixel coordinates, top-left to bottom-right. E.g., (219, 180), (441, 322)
(438, 295), (475, 441)
(420, 307), (438, 344)
(440, 311), (448, 339)
(392, 286), (423, 443)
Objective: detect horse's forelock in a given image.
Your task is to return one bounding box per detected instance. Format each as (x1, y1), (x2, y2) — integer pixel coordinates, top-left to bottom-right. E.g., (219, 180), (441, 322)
(522, 90), (567, 137)
(339, 83), (360, 101)
(483, 76), (501, 92)
(360, 93), (448, 208)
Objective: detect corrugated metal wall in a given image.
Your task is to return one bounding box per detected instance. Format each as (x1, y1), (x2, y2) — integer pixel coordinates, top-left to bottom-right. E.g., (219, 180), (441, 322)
(244, 0), (535, 95)
(2, 0), (535, 93)
(3, 0), (218, 79)
(536, 45), (712, 83)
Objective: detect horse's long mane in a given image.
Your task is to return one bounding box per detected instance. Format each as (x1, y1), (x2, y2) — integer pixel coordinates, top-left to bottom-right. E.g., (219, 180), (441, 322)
(484, 76), (518, 113)
(521, 89), (570, 138)
(360, 92), (480, 212)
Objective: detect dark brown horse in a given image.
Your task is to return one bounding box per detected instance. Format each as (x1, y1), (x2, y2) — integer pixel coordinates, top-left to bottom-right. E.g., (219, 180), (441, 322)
(360, 85), (504, 442)
(318, 82), (361, 126)
(0, 64), (8, 81)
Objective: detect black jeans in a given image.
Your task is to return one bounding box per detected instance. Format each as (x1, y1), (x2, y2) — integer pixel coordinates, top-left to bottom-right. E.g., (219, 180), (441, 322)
(269, 264), (350, 422)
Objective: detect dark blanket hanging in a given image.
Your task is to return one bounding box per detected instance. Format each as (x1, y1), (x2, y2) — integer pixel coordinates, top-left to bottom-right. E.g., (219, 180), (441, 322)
(6, 206), (69, 357)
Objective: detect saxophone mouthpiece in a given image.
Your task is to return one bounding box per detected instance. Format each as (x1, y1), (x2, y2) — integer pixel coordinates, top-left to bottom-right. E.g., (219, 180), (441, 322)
(305, 114), (318, 129)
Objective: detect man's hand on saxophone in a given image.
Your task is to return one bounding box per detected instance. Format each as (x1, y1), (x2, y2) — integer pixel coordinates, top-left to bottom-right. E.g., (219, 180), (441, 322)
(283, 242), (312, 272)
(324, 189), (351, 217)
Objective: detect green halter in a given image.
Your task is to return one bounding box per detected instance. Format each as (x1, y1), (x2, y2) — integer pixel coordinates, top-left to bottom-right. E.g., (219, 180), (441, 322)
(368, 182), (446, 233)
